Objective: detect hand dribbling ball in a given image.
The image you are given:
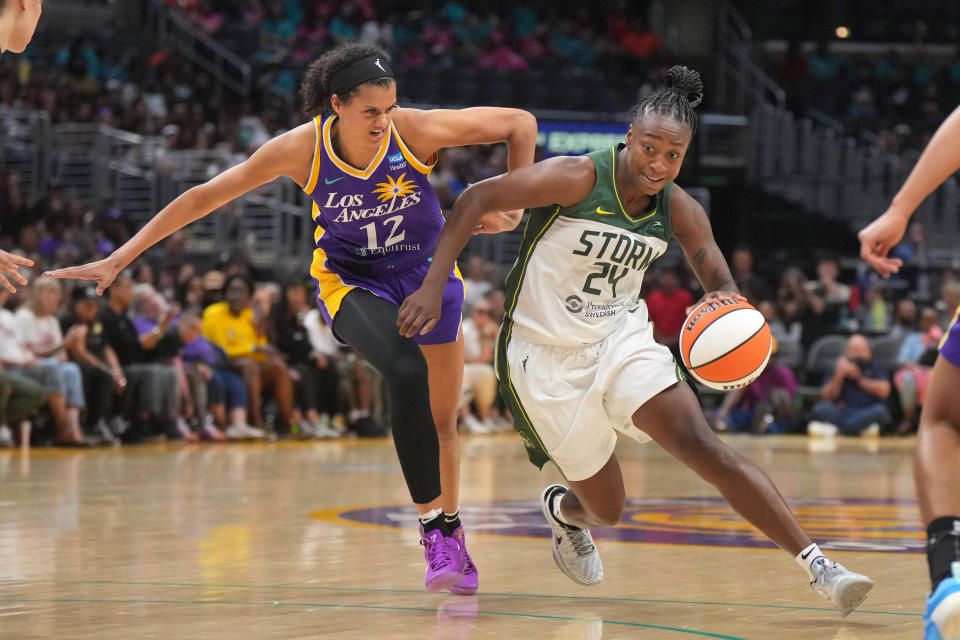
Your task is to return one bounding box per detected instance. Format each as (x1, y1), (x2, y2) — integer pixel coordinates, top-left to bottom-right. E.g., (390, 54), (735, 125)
(679, 298), (772, 391)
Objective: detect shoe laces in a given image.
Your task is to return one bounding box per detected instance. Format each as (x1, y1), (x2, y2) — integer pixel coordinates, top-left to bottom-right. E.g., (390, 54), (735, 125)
(454, 531), (476, 572)
(812, 560), (840, 587)
(563, 525), (596, 557)
(421, 533), (455, 569)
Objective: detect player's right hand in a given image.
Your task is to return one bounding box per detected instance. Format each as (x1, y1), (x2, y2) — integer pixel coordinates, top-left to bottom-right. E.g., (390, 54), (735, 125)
(398, 286), (442, 338)
(43, 256), (123, 295)
(0, 249), (34, 293)
(858, 209), (909, 278)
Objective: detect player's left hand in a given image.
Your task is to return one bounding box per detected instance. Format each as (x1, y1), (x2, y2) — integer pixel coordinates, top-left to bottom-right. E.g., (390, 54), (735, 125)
(398, 286), (443, 338)
(0, 249), (33, 293)
(474, 209), (524, 235)
(686, 291), (746, 315)
(43, 254), (123, 295)
(858, 209), (908, 278)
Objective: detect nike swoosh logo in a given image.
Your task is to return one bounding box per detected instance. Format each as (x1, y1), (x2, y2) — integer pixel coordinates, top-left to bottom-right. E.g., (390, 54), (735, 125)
(325, 177), (345, 185)
(801, 549), (813, 559)
(596, 206), (616, 215)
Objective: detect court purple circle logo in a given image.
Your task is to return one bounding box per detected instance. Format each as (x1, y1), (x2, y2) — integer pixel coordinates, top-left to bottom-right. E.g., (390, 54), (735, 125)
(325, 497), (924, 554)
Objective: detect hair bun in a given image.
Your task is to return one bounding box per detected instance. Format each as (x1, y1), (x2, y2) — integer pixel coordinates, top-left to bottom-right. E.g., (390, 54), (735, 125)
(664, 65), (703, 108)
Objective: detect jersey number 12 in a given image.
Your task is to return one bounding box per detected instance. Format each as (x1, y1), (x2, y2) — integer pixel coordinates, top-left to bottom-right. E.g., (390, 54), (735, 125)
(360, 215), (405, 250)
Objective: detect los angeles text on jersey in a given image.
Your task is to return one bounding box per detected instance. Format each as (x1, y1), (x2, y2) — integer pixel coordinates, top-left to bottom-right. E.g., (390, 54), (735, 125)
(322, 190), (423, 223)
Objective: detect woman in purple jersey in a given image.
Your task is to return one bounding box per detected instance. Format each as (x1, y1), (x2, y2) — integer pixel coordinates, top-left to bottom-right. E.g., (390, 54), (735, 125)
(859, 104), (960, 640)
(45, 43), (537, 594)
(0, 0), (43, 292)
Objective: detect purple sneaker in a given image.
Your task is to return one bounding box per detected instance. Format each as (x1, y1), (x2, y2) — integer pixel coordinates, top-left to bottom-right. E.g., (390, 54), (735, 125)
(420, 524), (465, 593)
(448, 527), (478, 595)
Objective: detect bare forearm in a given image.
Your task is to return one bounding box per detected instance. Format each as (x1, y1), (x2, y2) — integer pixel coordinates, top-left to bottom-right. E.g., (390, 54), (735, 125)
(423, 187), (490, 290)
(114, 188), (213, 267)
(105, 347), (122, 374)
(858, 377), (891, 399)
(890, 105), (960, 217)
(821, 373), (844, 402)
(505, 112), (538, 170)
(690, 244), (738, 294)
(69, 346), (102, 369)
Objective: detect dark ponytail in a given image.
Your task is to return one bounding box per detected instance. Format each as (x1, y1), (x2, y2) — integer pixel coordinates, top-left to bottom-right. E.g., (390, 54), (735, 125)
(300, 43), (394, 117)
(630, 65), (704, 134)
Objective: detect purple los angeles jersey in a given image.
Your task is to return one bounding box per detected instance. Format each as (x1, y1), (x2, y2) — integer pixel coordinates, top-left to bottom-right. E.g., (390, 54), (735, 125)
(302, 113), (464, 345)
(304, 113), (444, 271)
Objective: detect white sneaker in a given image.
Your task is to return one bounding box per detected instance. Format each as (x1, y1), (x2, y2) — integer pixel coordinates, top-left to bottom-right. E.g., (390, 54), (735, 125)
(810, 557), (874, 616)
(807, 420), (839, 437)
(225, 424), (266, 440)
(461, 414), (491, 434)
(860, 423), (881, 438)
(489, 414), (514, 432)
(311, 421), (340, 438)
(540, 484), (603, 585)
(0, 424), (13, 448)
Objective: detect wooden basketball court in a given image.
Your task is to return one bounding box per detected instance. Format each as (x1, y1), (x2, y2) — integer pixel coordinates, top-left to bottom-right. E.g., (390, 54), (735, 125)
(0, 434), (926, 639)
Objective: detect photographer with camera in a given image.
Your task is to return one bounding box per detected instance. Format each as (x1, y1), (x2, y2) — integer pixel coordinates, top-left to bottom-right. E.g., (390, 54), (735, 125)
(808, 334), (892, 436)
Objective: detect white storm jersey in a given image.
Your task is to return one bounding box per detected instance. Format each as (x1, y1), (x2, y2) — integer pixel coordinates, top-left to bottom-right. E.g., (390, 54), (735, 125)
(502, 146), (675, 347)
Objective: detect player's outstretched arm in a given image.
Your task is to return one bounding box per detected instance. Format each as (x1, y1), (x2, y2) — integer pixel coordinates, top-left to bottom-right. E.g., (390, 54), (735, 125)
(44, 125), (314, 294)
(0, 249), (33, 293)
(396, 106), (538, 171)
(397, 155), (594, 338)
(396, 107), (538, 234)
(859, 105), (960, 277)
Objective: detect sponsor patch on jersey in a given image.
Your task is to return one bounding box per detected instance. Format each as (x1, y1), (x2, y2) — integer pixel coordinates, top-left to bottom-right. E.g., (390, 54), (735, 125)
(387, 152), (408, 170)
(565, 295), (584, 313)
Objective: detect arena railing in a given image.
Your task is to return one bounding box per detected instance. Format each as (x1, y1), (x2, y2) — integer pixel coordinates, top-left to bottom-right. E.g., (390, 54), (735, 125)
(715, 1), (786, 114)
(748, 103), (960, 253)
(145, 0), (251, 97)
(0, 106), (51, 205)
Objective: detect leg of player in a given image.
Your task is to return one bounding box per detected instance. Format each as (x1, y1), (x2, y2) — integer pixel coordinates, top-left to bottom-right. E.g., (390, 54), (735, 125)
(421, 334), (478, 595)
(540, 455), (625, 585)
(634, 381), (874, 616)
(915, 355), (960, 640)
(333, 290), (464, 592)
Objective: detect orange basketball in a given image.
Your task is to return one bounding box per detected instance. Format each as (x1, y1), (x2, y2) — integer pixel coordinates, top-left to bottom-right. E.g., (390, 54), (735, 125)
(678, 298), (772, 391)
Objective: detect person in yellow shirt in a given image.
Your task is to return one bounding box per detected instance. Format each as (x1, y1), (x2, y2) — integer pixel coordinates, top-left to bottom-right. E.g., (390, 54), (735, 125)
(202, 275), (293, 435)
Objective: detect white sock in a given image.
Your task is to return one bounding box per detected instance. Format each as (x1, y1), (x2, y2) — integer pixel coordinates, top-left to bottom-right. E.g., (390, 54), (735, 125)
(796, 543), (827, 580)
(551, 490), (578, 529)
(418, 507), (443, 525)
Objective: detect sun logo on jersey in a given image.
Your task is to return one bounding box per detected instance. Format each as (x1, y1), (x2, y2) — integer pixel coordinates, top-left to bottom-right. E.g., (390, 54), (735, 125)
(372, 173), (417, 203)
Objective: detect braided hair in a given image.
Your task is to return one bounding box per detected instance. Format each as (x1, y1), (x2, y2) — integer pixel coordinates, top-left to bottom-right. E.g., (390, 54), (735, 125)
(630, 65), (704, 134)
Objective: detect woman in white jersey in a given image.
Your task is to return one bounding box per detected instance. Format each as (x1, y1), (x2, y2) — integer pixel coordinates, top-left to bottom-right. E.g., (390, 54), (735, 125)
(0, 0), (43, 292)
(400, 66), (875, 617)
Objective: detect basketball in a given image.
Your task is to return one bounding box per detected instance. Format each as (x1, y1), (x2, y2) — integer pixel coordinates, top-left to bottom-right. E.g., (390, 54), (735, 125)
(679, 298), (773, 391)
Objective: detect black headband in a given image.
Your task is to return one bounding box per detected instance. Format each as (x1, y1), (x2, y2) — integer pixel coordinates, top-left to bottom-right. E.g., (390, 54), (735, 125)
(330, 56), (395, 98)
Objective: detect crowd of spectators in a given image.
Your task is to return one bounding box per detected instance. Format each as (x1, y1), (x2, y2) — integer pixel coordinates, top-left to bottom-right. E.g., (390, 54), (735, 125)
(642, 236), (960, 438)
(3, 2), (955, 446)
(0, 166), (520, 447)
(0, 246), (402, 447)
(769, 42), (960, 149)
(165, 0), (664, 103)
